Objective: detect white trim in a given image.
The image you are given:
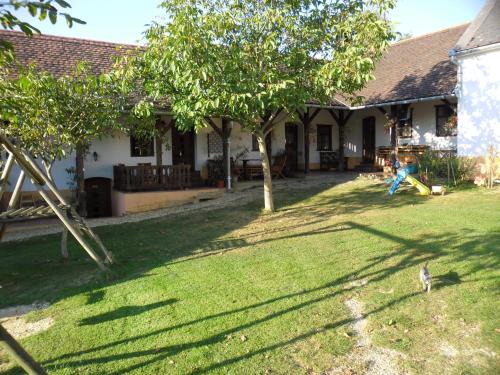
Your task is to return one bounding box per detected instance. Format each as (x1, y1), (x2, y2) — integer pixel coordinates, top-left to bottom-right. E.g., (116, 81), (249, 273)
(450, 42), (500, 58)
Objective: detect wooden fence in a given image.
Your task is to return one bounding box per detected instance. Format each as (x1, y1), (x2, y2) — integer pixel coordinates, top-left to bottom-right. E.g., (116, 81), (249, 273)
(113, 164), (191, 191)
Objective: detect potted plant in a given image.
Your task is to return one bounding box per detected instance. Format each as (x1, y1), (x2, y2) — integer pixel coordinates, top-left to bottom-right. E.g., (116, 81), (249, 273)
(206, 156), (225, 188)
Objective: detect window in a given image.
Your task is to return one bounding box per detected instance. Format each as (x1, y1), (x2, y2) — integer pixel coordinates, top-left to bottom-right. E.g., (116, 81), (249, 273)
(436, 105), (457, 137)
(395, 107), (413, 138)
(252, 134), (259, 151)
(207, 132), (223, 157)
(130, 136), (154, 157)
(317, 125), (332, 151)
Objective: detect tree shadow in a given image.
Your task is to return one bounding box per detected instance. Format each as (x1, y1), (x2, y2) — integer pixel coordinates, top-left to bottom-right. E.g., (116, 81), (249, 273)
(363, 59), (456, 105)
(1, 178), (498, 374)
(85, 290), (106, 305)
(433, 271), (461, 290)
(79, 298), (178, 326)
(39, 219), (494, 373)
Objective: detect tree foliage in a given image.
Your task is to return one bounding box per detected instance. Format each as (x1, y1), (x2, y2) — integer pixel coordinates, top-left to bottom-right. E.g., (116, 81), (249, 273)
(0, 62), (126, 162)
(0, 0), (84, 61)
(119, 0), (396, 211)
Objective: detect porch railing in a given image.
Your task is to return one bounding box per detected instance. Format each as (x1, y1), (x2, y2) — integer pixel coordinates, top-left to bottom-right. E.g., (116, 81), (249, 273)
(113, 164), (191, 191)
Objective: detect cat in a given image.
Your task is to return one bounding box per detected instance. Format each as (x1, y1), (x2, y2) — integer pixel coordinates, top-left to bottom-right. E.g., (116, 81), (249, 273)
(420, 262), (432, 293)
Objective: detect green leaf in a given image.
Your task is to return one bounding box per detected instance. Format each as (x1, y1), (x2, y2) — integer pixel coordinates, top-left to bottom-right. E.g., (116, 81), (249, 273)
(49, 10), (57, 25)
(71, 17), (86, 25)
(54, 0), (72, 8)
(28, 4), (38, 17)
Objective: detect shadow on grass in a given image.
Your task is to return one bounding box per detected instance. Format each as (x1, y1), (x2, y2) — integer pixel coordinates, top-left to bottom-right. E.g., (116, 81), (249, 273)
(79, 298), (178, 326)
(40, 219), (499, 374)
(1, 178), (498, 374)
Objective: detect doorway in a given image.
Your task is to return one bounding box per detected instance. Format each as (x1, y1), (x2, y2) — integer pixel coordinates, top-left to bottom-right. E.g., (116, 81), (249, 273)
(362, 117), (376, 164)
(172, 127), (195, 170)
(85, 177), (112, 218)
(285, 123), (298, 173)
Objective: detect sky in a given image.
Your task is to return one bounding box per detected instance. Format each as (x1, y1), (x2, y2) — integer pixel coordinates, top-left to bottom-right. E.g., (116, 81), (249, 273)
(13, 0), (486, 45)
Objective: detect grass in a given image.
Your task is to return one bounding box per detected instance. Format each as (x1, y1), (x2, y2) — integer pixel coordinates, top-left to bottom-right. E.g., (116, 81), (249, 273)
(0, 178), (499, 374)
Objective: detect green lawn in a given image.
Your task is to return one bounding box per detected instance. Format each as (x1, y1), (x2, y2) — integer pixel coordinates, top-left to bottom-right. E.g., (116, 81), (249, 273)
(1, 179), (499, 374)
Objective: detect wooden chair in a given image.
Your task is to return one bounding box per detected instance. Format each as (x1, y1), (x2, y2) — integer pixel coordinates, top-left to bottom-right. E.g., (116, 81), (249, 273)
(272, 154), (287, 179)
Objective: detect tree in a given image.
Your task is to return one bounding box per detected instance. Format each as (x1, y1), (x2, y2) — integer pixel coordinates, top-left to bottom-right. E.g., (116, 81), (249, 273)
(0, 62), (127, 214)
(0, 0), (84, 61)
(122, 0), (395, 212)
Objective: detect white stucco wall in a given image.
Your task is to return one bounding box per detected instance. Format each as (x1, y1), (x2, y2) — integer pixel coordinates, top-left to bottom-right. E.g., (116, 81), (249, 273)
(6, 155), (76, 192)
(395, 100), (457, 150)
(6, 98), (463, 194)
(456, 46), (500, 156)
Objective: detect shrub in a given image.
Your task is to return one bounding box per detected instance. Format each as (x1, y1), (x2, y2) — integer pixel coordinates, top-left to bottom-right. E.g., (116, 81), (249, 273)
(417, 150), (476, 186)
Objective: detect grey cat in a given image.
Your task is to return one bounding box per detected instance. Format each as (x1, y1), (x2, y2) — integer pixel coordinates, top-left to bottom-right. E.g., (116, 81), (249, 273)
(420, 262), (431, 293)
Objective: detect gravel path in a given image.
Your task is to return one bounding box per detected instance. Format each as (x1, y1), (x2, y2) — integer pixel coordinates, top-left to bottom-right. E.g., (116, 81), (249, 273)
(327, 297), (405, 375)
(3, 173), (359, 242)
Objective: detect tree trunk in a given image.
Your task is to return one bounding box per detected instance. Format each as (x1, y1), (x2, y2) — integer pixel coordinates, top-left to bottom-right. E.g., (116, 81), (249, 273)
(75, 146), (87, 217)
(338, 124), (345, 172)
(256, 132), (274, 212)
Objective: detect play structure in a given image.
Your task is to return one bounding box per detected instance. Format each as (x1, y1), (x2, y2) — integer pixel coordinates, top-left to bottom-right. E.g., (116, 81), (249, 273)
(0, 130), (113, 374)
(388, 162), (431, 196)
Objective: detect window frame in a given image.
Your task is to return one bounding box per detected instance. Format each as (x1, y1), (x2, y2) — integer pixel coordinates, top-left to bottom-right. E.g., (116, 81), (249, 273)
(130, 135), (155, 157)
(435, 104), (457, 137)
(316, 124), (332, 151)
(397, 108), (413, 139)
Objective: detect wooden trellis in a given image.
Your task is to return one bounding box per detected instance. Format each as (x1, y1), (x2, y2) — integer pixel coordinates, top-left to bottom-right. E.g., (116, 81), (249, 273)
(0, 130), (113, 374)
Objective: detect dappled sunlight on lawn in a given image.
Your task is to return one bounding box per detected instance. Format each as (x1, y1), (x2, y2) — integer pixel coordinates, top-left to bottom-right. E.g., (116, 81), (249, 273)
(0, 180), (498, 374)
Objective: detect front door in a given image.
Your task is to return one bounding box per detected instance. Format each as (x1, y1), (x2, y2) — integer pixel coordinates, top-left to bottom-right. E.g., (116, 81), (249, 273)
(172, 127), (195, 170)
(362, 117), (376, 164)
(285, 123), (298, 173)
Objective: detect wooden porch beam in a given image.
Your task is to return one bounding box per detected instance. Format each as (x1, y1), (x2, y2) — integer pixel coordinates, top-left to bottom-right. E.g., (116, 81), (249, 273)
(295, 109), (305, 123)
(308, 108), (322, 124)
(205, 118), (223, 137)
(327, 108), (340, 124)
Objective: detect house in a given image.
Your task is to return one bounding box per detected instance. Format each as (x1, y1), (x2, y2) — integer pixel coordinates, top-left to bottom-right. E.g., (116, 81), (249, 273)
(0, 2), (498, 216)
(450, 0), (500, 157)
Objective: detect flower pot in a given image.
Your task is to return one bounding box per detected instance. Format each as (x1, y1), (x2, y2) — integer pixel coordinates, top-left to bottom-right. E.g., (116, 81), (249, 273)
(216, 180), (225, 188)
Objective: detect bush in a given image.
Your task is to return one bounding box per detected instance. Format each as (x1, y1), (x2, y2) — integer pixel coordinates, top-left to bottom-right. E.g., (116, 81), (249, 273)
(417, 150), (476, 186)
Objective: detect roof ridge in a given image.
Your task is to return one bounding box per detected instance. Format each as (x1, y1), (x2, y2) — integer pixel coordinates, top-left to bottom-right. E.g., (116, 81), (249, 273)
(0, 29), (141, 48)
(391, 23), (470, 47)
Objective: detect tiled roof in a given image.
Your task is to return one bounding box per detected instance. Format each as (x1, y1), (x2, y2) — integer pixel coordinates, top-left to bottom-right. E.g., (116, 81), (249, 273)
(356, 24), (469, 106)
(0, 30), (138, 76)
(455, 0), (500, 52)
(0, 25), (469, 107)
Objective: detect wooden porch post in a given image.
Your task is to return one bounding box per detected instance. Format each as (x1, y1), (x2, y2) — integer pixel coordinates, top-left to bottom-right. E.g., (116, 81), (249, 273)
(221, 118), (232, 190)
(155, 118), (175, 167)
(327, 109), (353, 172)
(390, 105), (399, 154)
(297, 107), (321, 174)
(205, 118), (232, 190)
